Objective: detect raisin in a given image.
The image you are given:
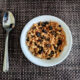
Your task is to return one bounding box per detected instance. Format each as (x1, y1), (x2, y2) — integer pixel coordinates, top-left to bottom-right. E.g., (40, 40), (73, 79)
(50, 31), (54, 35)
(36, 32), (41, 37)
(38, 22), (40, 26)
(38, 46), (43, 54)
(38, 50), (43, 54)
(50, 51), (54, 54)
(26, 37), (29, 41)
(40, 46), (43, 51)
(50, 31), (57, 37)
(59, 30), (62, 32)
(37, 45), (41, 48)
(41, 36), (46, 39)
(37, 46), (43, 50)
(54, 46), (58, 50)
(31, 35), (35, 37)
(55, 51), (57, 53)
(40, 27), (42, 29)
(57, 40), (62, 46)
(47, 58), (51, 60)
(37, 39), (42, 42)
(42, 23), (46, 27)
(46, 38), (50, 41)
(49, 26), (53, 30)
(44, 21), (49, 24)
(48, 51), (54, 57)
(42, 21), (48, 27)
(48, 54), (51, 56)
(59, 50), (61, 52)
(46, 44), (51, 47)
(34, 42), (37, 46)
(42, 29), (47, 33)
(59, 25), (61, 27)
(30, 41), (32, 44)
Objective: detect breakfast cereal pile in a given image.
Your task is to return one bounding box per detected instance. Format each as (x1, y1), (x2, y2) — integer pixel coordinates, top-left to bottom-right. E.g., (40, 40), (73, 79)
(26, 21), (66, 59)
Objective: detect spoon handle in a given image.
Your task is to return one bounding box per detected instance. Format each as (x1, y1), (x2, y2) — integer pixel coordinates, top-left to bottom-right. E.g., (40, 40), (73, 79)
(3, 32), (9, 72)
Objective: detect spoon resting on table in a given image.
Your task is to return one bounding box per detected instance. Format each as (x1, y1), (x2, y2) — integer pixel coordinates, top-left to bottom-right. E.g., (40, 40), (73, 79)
(2, 11), (15, 72)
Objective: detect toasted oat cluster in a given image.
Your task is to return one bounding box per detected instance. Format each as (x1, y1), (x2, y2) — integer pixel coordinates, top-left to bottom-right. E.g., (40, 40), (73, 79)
(26, 21), (66, 59)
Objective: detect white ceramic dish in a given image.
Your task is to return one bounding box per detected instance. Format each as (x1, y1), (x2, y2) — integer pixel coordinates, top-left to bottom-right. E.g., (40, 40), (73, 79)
(20, 15), (72, 67)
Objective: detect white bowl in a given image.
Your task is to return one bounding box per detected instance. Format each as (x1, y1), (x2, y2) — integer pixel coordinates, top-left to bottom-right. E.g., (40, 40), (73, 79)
(20, 15), (72, 67)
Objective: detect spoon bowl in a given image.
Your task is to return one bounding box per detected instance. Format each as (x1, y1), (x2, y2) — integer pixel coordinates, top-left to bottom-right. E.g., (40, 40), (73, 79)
(3, 11), (15, 31)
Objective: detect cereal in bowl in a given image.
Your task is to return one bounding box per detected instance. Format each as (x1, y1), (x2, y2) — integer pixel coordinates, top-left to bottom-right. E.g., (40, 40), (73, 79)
(26, 21), (66, 59)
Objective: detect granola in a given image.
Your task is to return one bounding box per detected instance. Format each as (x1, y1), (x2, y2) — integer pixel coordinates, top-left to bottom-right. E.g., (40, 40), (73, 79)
(26, 21), (66, 59)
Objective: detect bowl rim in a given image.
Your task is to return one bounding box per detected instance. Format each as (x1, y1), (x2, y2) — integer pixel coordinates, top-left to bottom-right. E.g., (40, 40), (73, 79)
(20, 15), (73, 67)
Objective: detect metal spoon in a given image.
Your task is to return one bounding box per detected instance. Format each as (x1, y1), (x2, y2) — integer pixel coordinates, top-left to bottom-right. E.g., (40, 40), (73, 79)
(2, 11), (15, 72)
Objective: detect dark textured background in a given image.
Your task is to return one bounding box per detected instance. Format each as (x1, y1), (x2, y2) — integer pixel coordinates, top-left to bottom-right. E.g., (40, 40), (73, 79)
(0, 0), (80, 80)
